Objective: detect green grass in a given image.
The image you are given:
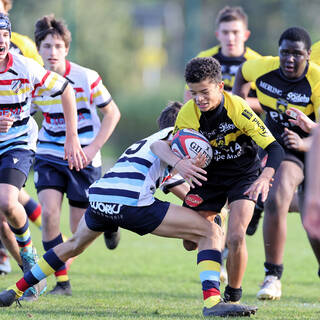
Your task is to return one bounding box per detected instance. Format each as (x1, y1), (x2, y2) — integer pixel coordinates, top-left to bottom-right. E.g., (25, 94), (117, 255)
(0, 178), (319, 319)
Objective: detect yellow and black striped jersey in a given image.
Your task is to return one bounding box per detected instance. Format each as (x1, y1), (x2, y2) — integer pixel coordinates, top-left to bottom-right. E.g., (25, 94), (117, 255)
(310, 41), (320, 66)
(10, 32), (43, 65)
(174, 91), (275, 177)
(241, 56), (320, 153)
(195, 45), (261, 93)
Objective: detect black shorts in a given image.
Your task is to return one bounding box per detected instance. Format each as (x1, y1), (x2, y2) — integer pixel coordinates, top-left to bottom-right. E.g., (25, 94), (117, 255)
(183, 170), (259, 212)
(0, 149), (34, 189)
(85, 198), (170, 236)
(34, 157), (101, 208)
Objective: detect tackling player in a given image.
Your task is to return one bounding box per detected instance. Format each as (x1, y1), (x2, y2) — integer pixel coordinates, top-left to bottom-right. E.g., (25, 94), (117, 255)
(233, 26), (320, 299)
(31, 14), (121, 296)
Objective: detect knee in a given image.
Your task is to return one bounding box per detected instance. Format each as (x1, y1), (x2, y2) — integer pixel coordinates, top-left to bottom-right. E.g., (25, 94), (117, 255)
(204, 221), (223, 242)
(0, 196), (16, 218)
(227, 232), (245, 251)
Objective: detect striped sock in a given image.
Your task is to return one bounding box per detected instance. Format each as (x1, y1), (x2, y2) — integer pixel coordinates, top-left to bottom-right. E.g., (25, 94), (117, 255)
(24, 198), (42, 230)
(9, 218), (33, 251)
(198, 249), (222, 308)
(11, 249), (64, 297)
(43, 234), (69, 283)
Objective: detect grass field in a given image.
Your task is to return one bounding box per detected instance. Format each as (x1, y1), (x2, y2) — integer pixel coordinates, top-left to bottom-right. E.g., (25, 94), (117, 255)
(0, 176), (319, 319)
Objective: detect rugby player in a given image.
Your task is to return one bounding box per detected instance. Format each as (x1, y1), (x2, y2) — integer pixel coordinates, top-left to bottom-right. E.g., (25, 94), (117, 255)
(0, 101), (258, 317)
(0, 13), (86, 301)
(31, 14), (120, 296)
(0, 0), (43, 276)
(154, 57), (284, 306)
(233, 26), (320, 299)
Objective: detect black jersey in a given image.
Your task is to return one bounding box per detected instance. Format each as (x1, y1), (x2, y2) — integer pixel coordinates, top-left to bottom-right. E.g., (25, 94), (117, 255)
(174, 91), (275, 178)
(242, 56), (320, 159)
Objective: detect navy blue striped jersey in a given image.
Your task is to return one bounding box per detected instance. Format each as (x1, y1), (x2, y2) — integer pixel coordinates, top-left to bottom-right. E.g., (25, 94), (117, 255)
(89, 128), (173, 206)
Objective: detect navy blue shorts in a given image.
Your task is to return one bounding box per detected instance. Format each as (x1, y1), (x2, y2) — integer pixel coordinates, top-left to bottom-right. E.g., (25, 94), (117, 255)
(34, 157), (102, 208)
(183, 170), (260, 212)
(0, 149), (34, 189)
(85, 198), (170, 236)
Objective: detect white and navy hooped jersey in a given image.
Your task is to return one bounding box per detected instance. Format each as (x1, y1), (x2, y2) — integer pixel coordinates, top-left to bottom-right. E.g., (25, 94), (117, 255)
(32, 60), (112, 167)
(0, 53), (67, 155)
(89, 127), (173, 207)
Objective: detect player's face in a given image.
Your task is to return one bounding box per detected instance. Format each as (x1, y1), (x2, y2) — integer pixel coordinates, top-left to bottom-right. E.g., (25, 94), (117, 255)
(215, 20), (250, 57)
(38, 34), (69, 74)
(188, 79), (224, 112)
(0, 29), (10, 62)
(279, 40), (310, 79)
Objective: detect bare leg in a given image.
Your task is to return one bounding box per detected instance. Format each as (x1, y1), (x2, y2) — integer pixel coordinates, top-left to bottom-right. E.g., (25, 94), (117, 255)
(38, 189), (63, 242)
(226, 199), (254, 289)
(0, 214), (21, 265)
(263, 161), (303, 265)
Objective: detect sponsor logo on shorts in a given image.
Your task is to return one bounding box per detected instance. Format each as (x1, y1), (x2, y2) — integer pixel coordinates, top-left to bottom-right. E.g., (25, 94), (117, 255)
(90, 201), (122, 215)
(185, 194), (203, 207)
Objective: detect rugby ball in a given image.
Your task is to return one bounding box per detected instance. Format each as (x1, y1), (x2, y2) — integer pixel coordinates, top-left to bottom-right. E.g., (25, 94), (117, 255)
(171, 129), (213, 167)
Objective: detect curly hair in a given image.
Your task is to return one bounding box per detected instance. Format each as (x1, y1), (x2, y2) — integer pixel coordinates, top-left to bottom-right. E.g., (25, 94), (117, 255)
(216, 6), (248, 28)
(278, 27), (311, 51)
(184, 57), (222, 84)
(34, 14), (71, 49)
(157, 101), (183, 130)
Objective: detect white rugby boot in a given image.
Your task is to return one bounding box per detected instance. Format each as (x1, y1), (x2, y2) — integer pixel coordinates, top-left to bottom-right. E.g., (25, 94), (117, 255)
(257, 275), (281, 300)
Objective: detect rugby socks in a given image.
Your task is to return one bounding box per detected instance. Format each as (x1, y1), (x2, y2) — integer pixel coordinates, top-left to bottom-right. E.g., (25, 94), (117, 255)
(9, 218), (33, 252)
(24, 198), (42, 230)
(224, 285), (242, 303)
(264, 262), (283, 279)
(198, 249), (222, 308)
(43, 234), (69, 283)
(11, 249), (64, 297)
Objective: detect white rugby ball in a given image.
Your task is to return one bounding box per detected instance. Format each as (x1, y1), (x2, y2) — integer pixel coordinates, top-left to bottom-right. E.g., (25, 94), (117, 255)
(171, 129), (213, 167)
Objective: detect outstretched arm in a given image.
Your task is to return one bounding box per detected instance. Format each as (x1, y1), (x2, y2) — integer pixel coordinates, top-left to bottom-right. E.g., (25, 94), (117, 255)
(286, 107), (317, 134)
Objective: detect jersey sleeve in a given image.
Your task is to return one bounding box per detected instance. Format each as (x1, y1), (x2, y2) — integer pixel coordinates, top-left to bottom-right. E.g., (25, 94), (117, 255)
(29, 61), (68, 98)
(173, 101), (201, 134)
(230, 95), (276, 149)
(310, 41), (320, 66)
(88, 70), (112, 108)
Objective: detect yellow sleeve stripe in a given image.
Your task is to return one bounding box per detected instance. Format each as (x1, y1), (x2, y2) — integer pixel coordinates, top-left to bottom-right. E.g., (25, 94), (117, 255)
(37, 73), (59, 95)
(92, 90), (103, 99)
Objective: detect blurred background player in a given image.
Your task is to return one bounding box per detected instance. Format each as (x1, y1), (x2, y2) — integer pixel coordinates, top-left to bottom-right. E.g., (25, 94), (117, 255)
(233, 26), (320, 300)
(0, 12), (85, 301)
(31, 14), (121, 295)
(155, 57), (283, 306)
(0, 0), (43, 275)
(184, 6), (262, 114)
